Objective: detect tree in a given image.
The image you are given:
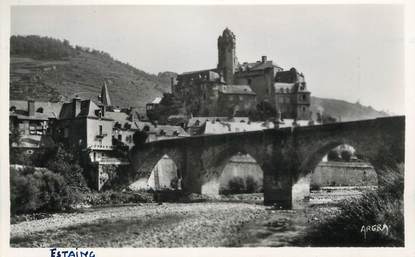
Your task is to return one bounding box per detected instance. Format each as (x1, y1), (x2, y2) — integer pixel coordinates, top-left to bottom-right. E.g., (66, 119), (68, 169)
(340, 150), (353, 162)
(327, 149), (340, 161)
(133, 130), (148, 145)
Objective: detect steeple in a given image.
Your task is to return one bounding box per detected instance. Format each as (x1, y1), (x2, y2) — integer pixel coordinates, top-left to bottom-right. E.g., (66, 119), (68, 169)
(100, 80), (112, 107)
(217, 28), (238, 84)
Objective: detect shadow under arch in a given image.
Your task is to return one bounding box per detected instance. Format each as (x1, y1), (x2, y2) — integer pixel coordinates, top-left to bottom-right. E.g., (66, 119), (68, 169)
(292, 141), (379, 209)
(128, 146), (184, 190)
(200, 145), (265, 196)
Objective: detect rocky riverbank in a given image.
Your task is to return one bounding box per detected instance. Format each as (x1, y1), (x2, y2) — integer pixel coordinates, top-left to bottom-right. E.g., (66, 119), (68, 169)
(10, 202), (270, 247)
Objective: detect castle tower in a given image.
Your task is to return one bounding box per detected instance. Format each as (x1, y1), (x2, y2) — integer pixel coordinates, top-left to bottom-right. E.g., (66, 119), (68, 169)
(100, 80), (112, 107)
(217, 28), (238, 84)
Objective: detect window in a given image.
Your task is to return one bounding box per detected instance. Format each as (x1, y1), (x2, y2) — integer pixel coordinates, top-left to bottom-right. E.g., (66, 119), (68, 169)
(302, 94), (307, 101)
(99, 125), (103, 136)
(118, 134), (122, 141)
(36, 107), (44, 113)
(247, 79), (252, 85)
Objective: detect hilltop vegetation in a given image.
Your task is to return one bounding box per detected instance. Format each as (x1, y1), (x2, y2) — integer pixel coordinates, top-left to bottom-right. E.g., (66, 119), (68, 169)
(10, 35), (388, 119)
(10, 35), (171, 112)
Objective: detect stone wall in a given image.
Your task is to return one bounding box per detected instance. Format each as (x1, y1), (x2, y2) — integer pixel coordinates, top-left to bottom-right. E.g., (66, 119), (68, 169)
(311, 161), (377, 187)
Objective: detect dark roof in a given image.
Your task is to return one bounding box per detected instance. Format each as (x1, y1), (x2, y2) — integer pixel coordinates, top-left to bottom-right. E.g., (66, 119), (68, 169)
(59, 99), (103, 119)
(187, 117), (228, 127)
(9, 100), (63, 119)
(9, 113), (50, 121)
(180, 69), (216, 76)
(150, 125), (189, 137)
(218, 85), (256, 95)
(274, 82), (310, 93)
(237, 60), (282, 72)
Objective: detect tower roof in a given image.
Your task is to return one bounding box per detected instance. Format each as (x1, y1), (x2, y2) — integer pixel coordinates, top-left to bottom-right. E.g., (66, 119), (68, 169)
(100, 80), (112, 106)
(220, 27), (236, 41)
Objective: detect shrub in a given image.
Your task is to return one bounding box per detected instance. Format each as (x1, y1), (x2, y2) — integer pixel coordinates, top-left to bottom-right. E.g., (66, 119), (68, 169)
(340, 150), (352, 162)
(83, 191), (153, 206)
(10, 167), (41, 214)
(301, 163), (404, 246)
(327, 150), (340, 161)
(10, 167), (81, 214)
(226, 177), (245, 194)
(246, 176), (260, 193)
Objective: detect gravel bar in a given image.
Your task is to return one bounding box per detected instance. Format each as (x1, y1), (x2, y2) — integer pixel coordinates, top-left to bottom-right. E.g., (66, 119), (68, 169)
(10, 202), (269, 247)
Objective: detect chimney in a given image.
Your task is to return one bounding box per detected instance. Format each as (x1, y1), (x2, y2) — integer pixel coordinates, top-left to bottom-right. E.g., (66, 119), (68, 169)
(72, 97), (81, 118)
(261, 56), (267, 63)
(170, 77), (175, 94)
(28, 99), (35, 116)
(100, 105), (106, 118)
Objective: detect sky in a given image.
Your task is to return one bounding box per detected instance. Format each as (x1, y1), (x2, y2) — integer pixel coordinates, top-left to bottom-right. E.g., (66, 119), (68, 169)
(11, 5), (404, 114)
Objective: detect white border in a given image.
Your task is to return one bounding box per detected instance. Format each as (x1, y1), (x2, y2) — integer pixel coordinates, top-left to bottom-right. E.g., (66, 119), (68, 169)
(1, 1), (414, 257)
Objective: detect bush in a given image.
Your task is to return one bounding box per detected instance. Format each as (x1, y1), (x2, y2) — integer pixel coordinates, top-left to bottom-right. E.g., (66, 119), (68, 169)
(246, 176), (261, 193)
(83, 191), (153, 206)
(10, 144), (90, 215)
(301, 163), (404, 246)
(10, 167), (82, 214)
(340, 150), (352, 162)
(327, 150), (340, 161)
(227, 177), (245, 194)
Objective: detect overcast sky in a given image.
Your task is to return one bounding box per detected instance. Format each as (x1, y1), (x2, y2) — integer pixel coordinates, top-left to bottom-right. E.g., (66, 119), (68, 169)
(11, 5), (404, 114)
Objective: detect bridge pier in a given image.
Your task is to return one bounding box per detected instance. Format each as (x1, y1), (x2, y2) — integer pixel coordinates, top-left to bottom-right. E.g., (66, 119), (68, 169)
(263, 171), (293, 209)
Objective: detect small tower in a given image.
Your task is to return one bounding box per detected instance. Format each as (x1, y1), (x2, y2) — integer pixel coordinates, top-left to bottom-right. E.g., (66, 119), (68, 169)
(100, 80), (112, 107)
(217, 28), (238, 84)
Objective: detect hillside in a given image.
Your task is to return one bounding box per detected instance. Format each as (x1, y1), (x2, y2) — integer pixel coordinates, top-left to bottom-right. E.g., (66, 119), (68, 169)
(310, 97), (388, 122)
(10, 35), (171, 112)
(10, 35), (388, 120)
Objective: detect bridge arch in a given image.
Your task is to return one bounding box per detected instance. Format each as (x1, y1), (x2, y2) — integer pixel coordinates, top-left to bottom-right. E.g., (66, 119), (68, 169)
(291, 135), (401, 209)
(200, 145), (266, 196)
(128, 145), (185, 191)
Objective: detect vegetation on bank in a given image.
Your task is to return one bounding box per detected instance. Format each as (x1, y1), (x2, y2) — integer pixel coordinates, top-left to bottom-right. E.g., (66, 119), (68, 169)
(301, 163), (404, 246)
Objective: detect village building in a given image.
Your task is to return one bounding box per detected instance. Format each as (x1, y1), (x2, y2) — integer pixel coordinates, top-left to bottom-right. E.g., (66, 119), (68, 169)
(168, 28), (312, 121)
(9, 81), (189, 190)
(9, 99), (61, 152)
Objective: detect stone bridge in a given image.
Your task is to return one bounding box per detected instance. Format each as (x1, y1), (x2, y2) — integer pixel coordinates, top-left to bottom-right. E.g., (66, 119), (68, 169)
(128, 116), (405, 209)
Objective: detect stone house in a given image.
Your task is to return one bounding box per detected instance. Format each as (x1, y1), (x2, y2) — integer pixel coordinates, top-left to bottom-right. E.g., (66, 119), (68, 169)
(216, 85), (257, 117)
(9, 99), (61, 153)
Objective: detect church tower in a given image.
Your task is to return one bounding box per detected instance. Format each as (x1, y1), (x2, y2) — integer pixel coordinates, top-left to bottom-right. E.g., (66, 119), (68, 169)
(100, 80), (112, 107)
(217, 28), (238, 84)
